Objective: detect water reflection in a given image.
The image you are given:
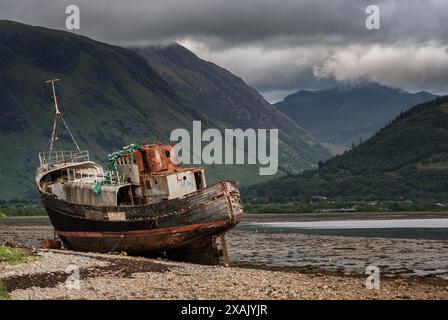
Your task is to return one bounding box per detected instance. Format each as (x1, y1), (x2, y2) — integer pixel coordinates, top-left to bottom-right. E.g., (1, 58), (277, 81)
(237, 219), (448, 240)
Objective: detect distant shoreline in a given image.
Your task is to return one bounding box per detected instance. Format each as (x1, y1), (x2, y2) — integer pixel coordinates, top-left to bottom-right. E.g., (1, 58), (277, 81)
(2, 215), (49, 220)
(2, 211), (448, 222)
(243, 211), (448, 222)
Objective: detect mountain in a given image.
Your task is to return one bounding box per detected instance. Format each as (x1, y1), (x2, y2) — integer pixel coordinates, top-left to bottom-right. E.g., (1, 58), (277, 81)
(246, 95), (448, 202)
(132, 44), (330, 170)
(275, 83), (438, 152)
(0, 20), (330, 200)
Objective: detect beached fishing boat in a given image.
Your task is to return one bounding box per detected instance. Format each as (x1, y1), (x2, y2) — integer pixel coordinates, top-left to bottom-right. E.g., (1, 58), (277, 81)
(35, 80), (243, 264)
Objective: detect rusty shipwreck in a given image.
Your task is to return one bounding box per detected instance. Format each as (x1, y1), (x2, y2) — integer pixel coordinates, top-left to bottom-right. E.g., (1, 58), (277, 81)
(35, 80), (243, 264)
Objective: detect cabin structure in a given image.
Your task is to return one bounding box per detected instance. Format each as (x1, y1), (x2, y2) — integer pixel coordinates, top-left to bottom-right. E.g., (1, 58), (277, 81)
(38, 144), (206, 207)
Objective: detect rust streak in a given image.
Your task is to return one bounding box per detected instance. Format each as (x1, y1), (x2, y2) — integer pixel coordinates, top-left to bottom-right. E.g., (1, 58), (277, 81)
(56, 220), (230, 238)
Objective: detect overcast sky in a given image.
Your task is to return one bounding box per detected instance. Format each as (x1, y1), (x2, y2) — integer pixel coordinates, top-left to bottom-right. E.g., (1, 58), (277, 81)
(1, 0), (447, 102)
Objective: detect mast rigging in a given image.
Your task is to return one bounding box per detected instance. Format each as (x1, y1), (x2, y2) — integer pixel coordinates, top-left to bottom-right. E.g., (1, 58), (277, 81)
(46, 79), (80, 153)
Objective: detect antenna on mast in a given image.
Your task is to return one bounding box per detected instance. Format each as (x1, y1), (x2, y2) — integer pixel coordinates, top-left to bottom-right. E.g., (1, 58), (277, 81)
(46, 79), (61, 116)
(45, 79), (81, 152)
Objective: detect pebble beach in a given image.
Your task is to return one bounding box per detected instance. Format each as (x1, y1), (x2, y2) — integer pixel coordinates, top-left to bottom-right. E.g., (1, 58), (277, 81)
(1, 216), (448, 300)
(1, 249), (448, 300)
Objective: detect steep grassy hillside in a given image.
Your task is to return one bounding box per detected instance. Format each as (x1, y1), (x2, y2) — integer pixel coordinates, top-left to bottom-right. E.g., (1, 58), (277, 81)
(134, 44), (330, 173)
(246, 96), (448, 202)
(0, 21), (330, 200)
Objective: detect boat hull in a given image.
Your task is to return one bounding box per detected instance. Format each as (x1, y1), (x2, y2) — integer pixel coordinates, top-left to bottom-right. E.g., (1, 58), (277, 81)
(40, 181), (243, 264)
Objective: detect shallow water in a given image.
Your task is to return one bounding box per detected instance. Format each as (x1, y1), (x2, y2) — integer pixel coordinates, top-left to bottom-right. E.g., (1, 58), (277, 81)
(252, 218), (448, 229)
(237, 218), (448, 240)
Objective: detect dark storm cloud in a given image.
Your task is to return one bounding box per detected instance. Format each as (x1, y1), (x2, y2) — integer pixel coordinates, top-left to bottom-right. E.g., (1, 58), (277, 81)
(2, 0), (447, 47)
(1, 0), (447, 97)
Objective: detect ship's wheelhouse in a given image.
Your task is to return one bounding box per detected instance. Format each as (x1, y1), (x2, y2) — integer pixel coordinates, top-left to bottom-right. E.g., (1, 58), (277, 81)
(114, 144), (206, 205)
(36, 144), (206, 207)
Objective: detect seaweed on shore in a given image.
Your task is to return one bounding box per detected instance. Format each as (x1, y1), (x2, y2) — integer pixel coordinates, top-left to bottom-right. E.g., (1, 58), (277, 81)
(1, 255), (171, 292)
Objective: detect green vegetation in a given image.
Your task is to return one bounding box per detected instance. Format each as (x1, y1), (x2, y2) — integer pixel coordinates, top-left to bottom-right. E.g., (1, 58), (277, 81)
(246, 96), (448, 204)
(0, 281), (10, 300)
(0, 200), (46, 217)
(1, 206), (46, 217)
(135, 45), (330, 174)
(0, 21), (329, 201)
(0, 246), (31, 264)
(0, 212), (6, 219)
(245, 199), (448, 214)
(0, 244), (39, 300)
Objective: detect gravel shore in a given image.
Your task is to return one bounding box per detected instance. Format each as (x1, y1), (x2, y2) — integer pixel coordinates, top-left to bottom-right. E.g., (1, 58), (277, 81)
(1, 217), (448, 299)
(1, 249), (448, 300)
(3, 218), (448, 280)
(227, 230), (448, 279)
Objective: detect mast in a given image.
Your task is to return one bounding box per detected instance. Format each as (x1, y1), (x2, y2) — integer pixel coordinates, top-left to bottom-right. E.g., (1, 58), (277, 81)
(46, 79), (81, 153)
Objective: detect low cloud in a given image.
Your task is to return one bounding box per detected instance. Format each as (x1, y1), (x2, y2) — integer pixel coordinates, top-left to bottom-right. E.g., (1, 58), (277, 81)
(179, 40), (339, 94)
(182, 40), (448, 98)
(1, 0), (447, 96)
(314, 43), (448, 94)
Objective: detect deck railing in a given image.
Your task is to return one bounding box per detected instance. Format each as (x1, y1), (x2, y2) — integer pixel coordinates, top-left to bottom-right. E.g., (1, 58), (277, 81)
(66, 167), (126, 186)
(38, 150), (90, 167)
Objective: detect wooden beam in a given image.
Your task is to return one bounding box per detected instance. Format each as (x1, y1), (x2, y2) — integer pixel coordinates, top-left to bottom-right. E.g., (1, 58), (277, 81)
(220, 233), (229, 267)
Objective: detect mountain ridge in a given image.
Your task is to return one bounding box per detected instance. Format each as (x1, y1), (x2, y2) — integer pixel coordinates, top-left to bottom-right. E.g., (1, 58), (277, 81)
(246, 95), (448, 202)
(275, 82), (438, 150)
(0, 20), (330, 200)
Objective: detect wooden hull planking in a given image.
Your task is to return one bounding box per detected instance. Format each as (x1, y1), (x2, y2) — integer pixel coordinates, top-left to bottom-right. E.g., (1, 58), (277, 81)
(40, 181), (243, 264)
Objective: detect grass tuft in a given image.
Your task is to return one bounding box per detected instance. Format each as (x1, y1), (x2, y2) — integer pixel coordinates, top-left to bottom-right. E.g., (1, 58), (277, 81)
(0, 281), (10, 300)
(0, 246), (32, 264)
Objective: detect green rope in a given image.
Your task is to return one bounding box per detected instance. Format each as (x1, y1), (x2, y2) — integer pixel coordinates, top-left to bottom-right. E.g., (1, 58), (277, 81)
(107, 143), (141, 171)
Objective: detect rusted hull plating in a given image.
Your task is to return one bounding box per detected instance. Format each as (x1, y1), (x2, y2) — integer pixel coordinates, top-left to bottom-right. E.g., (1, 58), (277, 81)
(40, 181), (243, 264)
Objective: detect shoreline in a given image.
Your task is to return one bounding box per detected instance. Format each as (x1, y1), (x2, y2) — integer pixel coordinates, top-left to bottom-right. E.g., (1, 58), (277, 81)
(1, 249), (447, 300)
(2, 210), (448, 222)
(2, 215), (448, 299)
(243, 211), (448, 222)
(231, 262), (448, 287)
